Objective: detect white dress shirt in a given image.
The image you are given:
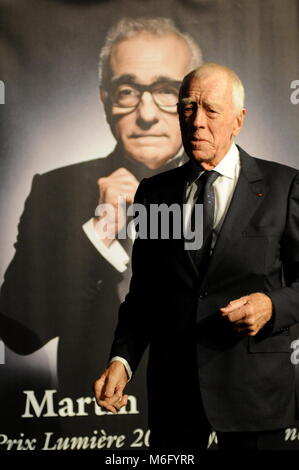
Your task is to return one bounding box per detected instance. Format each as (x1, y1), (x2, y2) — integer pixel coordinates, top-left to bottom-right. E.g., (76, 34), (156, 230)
(185, 142), (240, 251)
(82, 218), (130, 273)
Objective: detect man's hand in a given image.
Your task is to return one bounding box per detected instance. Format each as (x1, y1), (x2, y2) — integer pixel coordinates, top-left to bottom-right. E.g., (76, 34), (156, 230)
(220, 292), (273, 336)
(93, 360), (129, 414)
(93, 168), (139, 247)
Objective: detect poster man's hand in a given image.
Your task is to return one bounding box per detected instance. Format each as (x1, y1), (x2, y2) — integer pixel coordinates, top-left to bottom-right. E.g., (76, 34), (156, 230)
(220, 292), (273, 336)
(94, 168), (139, 246)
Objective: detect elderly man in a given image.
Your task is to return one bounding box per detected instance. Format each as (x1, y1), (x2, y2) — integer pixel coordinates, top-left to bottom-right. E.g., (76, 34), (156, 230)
(94, 63), (299, 450)
(0, 18), (202, 402)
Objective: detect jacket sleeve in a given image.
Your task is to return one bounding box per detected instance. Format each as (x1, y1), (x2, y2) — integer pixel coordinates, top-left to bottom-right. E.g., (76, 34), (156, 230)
(0, 174), (57, 351)
(267, 172), (299, 333)
(109, 178), (153, 375)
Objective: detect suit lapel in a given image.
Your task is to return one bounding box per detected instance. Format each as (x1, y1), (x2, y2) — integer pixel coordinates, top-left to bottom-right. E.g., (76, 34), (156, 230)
(155, 149), (267, 281)
(200, 148), (267, 285)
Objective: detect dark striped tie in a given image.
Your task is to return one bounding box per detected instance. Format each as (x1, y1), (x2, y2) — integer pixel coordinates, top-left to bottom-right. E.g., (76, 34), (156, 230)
(193, 170), (219, 273)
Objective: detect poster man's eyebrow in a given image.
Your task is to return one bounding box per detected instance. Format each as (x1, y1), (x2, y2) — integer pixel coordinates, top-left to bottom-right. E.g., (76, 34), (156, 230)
(110, 74), (137, 85)
(110, 74), (182, 86)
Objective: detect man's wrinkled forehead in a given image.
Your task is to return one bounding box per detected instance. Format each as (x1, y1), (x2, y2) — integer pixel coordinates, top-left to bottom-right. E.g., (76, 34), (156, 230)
(180, 72), (232, 101)
(109, 33), (192, 85)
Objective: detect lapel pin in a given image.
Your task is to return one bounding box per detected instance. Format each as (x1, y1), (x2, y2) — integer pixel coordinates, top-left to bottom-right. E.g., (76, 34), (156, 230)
(256, 193), (264, 197)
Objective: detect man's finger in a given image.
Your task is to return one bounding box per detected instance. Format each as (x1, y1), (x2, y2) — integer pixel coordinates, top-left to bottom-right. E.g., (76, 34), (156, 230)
(99, 397), (128, 415)
(93, 376), (104, 394)
(115, 381), (126, 396)
(233, 318), (248, 327)
(234, 326), (250, 336)
(114, 394), (129, 411)
(98, 398), (118, 414)
(104, 374), (119, 398)
(222, 305), (249, 323)
(220, 296), (249, 314)
(93, 373), (107, 402)
(98, 392), (128, 415)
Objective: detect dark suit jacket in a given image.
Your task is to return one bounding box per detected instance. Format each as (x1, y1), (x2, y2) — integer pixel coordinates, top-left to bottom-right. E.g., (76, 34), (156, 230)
(0, 150), (122, 396)
(110, 146), (299, 433)
(0, 146), (183, 396)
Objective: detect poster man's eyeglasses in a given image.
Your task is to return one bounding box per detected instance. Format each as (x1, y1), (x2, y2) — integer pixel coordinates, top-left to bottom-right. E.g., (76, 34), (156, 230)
(104, 81), (181, 114)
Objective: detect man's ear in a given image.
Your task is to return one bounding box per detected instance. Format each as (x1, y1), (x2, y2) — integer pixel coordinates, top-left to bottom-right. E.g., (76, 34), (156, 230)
(232, 108), (247, 137)
(99, 87), (112, 125)
(99, 87), (106, 105)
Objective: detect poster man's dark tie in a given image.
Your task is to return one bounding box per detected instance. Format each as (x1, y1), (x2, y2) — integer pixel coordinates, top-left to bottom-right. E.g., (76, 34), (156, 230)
(193, 170), (219, 273)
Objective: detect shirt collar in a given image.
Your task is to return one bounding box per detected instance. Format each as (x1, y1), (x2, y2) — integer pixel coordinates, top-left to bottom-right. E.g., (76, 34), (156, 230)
(188, 143), (239, 184)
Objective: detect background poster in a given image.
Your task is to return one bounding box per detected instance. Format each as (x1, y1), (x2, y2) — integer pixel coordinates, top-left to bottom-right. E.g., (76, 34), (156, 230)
(0, 0), (298, 451)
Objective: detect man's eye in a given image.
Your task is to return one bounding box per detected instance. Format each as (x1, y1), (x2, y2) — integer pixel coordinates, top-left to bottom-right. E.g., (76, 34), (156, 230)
(153, 86), (179, 106)
(183, 105), (195, 113)
(117, 87), (137, 97)
(157, 86), (178, 95)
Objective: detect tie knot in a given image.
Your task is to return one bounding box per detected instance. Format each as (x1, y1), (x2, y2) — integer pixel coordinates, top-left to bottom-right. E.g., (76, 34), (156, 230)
(194, 170), (219, 203)
(202, 170), (219, 186)
(195, 170), (219, 192)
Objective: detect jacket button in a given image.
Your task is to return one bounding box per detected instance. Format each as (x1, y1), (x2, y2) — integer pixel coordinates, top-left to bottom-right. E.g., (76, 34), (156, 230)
(199, 292), (208, 299)
(279, 327), (289, 333)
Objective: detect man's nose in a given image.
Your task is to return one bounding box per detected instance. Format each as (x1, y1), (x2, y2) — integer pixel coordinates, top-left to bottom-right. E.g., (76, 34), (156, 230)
(192, 106), (206, 129)
(136, 91), (159, 125)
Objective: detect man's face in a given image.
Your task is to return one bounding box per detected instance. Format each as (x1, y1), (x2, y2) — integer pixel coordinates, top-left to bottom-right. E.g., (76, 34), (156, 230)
(178, 72), (246, 168)
(103, 33), (192, 169)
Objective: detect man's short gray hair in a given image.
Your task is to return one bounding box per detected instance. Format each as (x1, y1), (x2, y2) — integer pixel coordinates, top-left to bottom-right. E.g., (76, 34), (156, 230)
(180, 63), (245, 114)
(99, 17), (203, 89)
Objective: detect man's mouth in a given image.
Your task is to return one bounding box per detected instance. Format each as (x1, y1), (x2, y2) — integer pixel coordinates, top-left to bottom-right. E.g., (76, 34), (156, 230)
(130, 133), (168, 139)
(190, 136), (208, 142)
